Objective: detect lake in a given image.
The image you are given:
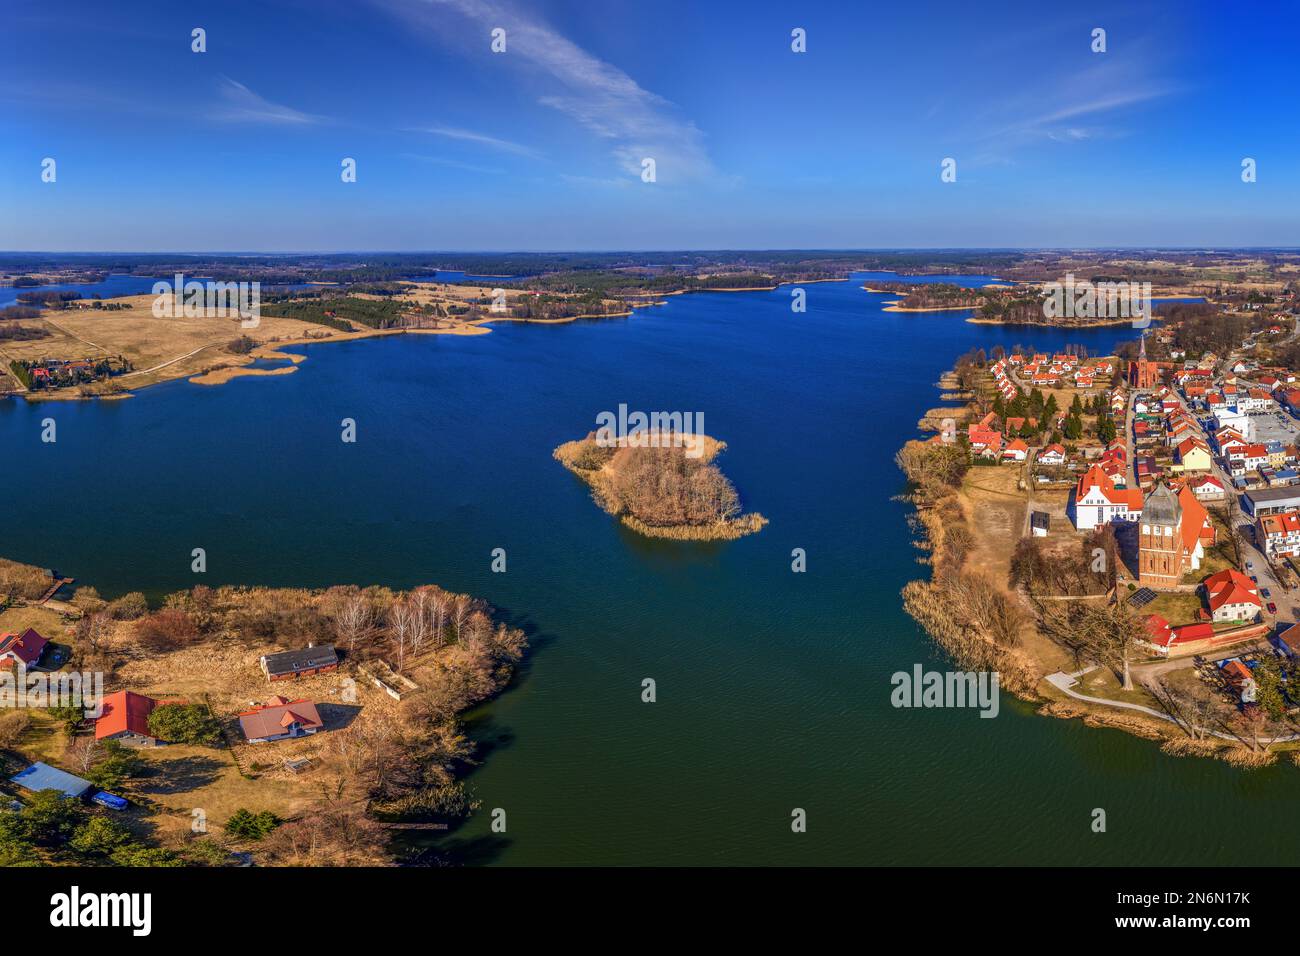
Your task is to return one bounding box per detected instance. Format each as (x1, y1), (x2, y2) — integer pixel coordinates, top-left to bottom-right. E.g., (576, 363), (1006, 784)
(1, 272), (1291, 865)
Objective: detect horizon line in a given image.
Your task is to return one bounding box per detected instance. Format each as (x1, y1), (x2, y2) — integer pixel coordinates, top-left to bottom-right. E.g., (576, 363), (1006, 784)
(4, 245), (1300, 257)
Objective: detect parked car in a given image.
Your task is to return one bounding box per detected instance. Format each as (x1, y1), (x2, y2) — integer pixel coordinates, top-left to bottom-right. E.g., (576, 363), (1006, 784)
(1262, 588), (1271, 599)
(1246, 560), (1255, 571)
(1267, 602), (1279, 614)
(91, 791), (128, 811)
(1251, 575), (1259, 584)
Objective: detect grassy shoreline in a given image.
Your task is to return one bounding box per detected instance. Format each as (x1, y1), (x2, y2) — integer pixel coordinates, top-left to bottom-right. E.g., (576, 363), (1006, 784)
(895, 368), (1287, 766)
(0, 553), (528, 866)
(553, 432), (768, 541)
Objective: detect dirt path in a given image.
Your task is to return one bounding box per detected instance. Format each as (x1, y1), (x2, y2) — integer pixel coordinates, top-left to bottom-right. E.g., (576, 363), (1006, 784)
(39, 317), (113, 356)
(121, 344), (218, 378)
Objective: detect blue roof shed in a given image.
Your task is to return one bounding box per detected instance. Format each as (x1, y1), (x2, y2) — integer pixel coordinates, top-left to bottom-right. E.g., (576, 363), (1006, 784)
(10, 762), (93, 798)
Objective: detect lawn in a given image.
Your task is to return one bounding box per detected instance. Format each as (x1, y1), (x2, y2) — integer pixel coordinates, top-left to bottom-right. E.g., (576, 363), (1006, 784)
(14, 711), (71, 764)
(131, 742), (318, 835)
(1143, 590), (1206, 626)
(0, 603), (69, 642)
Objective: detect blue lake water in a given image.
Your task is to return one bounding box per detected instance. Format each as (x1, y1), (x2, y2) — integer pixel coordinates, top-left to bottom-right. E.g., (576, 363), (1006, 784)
(1, 273), (1288, 865)
(0, 274), (163, 307)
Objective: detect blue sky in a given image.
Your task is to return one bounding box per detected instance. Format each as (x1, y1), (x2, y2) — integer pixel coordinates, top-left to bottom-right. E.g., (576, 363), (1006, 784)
(1, 0), (1297, 251)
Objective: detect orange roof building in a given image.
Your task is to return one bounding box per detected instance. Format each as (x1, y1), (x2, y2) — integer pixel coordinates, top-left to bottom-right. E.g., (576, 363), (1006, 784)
(1072, 464), (1144, 530)
(95, 691), (161, 746)
(238, 696), (324, 744)
(1203, 569), (1262, 623)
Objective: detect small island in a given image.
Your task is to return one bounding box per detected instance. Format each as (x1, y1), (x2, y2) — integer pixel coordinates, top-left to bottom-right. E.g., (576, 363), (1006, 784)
(554, 431), (767, 540)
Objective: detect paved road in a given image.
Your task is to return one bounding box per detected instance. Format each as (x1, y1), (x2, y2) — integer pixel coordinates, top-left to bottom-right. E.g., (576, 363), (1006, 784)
(1166, 381), (1289, 623)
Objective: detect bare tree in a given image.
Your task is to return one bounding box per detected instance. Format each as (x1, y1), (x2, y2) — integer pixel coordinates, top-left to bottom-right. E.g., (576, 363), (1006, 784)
(1147, 675), (1221, 740)
(75, 610), (111, 655)
(408, 587), (437, 658)
(1231, 705), (1270, 752)
(1073, 600), (1145, 690)
(1212, 497), (1245, 569)
(333, 592), (374, 654)
(429, 589), (448, 649)
(66, 735), (100, 775)
(388, 598), (418, 671)
(450, 594), (471, 644)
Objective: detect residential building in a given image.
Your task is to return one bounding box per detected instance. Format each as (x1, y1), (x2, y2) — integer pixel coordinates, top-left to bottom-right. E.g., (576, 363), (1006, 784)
(239, 696), (325, 744)
(1175, 437), (1213, 472)
(1072, 464), (1144, 530)
(1002, 438), (1028, 462)
(1203, 568), (1262, 623)
(0, 628), (47, 670)
(94, 691), (162, 747)
(1037, 443), (1066, 466)
(1257, 510), (1300, 560)
(1188, 474), (1226, 501)
(259, 645), (339, 682)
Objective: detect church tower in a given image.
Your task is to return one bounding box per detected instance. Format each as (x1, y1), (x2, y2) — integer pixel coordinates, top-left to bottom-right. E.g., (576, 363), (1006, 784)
(1139, 482), (1184, 588)
(1130, 330), (1160, 388)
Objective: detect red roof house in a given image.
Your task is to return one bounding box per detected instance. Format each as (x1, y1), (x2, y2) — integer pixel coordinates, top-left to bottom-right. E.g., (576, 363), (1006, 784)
(1203, 569), (1262, 623)
(0, 629), (48, 669)
(94, 691), (163, 746)
(238, 696), (324, 744)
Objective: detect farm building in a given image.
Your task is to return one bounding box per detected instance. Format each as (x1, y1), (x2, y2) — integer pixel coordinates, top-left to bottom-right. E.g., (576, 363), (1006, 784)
(10, 762), (93, 799)
(259, 644), (339, 682)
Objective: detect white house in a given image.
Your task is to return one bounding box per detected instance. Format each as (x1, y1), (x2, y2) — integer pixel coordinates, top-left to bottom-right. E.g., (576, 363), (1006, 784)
(1073, 464), (1144, 530)
(1037, 443), (1066, 466)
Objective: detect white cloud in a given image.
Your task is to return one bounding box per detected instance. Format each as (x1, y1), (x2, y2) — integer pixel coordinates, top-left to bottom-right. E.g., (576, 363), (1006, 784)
(212, 76), (322, 125)
(377, 0), (713, 180)
(981, 57), (1178, 147)
(400, 152), (505, 174)
(408, 125), (540, 157)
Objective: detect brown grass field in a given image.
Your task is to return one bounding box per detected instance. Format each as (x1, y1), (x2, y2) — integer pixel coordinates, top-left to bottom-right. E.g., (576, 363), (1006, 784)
(1, 281), (632, 398)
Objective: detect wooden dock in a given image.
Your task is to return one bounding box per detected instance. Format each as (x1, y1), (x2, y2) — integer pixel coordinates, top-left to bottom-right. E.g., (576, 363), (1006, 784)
(36, 576), (74, 605)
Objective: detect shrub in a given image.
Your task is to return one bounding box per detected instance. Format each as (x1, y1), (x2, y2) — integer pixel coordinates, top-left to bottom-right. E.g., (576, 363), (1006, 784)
(225, 808), (281, 840)
(135, 609), (199, 651)
(108, 592), (149, 620)
(147, 703), (220, 746)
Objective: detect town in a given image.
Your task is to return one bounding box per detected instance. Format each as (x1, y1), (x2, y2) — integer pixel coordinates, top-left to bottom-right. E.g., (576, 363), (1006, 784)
(904, 286), (1300, 759)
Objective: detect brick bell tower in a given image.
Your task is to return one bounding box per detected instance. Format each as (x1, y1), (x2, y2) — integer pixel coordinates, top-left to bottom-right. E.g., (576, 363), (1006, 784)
(1139, 482), (1184, 588)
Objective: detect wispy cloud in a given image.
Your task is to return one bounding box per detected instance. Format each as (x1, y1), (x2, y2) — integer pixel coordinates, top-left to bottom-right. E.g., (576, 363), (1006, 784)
(376, 0), (713, 181)
(978, 58), (1178, 148)
(400, 152), (505, 174)
(212, 76), (323, 125)
(407, 125), (540, 157)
